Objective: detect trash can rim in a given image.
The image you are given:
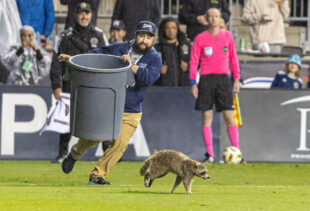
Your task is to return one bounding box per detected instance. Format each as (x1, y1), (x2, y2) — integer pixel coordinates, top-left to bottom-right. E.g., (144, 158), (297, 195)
(69, 53), (132, 73)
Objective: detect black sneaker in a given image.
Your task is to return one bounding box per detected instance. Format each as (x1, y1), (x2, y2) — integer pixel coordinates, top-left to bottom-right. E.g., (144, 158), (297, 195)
(50, 155), (66, 163)
(88, 177), (111, 185)
(61, 154), (76, 174)
(202, 152), (214, 163)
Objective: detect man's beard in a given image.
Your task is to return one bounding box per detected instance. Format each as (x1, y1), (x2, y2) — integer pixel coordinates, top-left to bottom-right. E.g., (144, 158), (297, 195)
(132, 40), (152, 54)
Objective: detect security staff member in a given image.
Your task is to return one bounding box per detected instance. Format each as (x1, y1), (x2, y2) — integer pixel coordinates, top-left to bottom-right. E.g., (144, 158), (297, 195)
(50, 2), (108, 163)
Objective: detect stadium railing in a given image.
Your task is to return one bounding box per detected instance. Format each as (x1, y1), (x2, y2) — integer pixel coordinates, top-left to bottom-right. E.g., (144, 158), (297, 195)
(53, 0), (310, 52)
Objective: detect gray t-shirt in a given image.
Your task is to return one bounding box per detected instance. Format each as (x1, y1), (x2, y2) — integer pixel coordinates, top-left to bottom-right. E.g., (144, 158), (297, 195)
(130, 50), (143, 64)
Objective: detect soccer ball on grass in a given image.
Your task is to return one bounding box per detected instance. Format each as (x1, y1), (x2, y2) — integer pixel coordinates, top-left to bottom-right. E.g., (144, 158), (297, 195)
(222, 146), (242, 164)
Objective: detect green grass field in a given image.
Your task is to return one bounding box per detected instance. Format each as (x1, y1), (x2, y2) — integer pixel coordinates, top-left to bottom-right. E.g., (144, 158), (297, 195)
(0, 161), (309, 211)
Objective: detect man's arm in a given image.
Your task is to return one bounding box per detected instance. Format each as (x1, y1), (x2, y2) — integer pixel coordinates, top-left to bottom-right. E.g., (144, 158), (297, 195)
(50, 34), (68, 100)
(43, 0), (55, 37)
(133, 53), (162, 86)
(50, 50), (63, 99)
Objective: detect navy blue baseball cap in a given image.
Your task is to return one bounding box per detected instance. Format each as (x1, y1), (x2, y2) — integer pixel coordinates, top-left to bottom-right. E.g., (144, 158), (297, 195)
(136, 21), (156, 36)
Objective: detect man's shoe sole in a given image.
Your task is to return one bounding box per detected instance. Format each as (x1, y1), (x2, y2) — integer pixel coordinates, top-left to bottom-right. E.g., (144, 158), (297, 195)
(88, 181), (111, 185)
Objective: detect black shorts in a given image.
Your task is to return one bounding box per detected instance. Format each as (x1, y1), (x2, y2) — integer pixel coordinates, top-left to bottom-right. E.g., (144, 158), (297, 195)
(195, 74), (234, 112)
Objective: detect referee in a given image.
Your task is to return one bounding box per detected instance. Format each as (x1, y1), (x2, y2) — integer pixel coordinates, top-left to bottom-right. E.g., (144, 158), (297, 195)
(190, 8), (241, 163)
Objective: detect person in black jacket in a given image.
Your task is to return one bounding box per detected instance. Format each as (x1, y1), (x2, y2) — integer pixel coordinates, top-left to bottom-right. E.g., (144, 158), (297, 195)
(111, 0), (161, 41)
(178, 0), (230, 41)
(155, 17), (191, 86)
(60, 0), (100, 29)
(50, 2), (108, 163)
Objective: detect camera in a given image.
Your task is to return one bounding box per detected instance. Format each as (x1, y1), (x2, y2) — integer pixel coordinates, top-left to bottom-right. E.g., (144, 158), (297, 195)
(26, 34), (31, 41)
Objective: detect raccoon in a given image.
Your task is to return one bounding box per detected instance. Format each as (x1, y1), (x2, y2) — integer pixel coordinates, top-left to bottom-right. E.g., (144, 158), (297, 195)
(140, 150), (210, 194)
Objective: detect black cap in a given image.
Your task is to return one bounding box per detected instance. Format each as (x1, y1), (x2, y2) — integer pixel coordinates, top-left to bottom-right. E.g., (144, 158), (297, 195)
(75, 2), (92, 13)
(136, 21), (156, 36)
(111, 20), (125, 30)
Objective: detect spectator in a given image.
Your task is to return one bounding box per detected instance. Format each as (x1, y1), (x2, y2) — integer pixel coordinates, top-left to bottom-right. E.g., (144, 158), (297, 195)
(0, 25), (51, 86)
(111, 0), (161, 41)
(50, 2), (108, 163)
(155, 17), (191, 86)
(271, 54), (302, 89)
(243, 0), (290, 54)
(190, 8), (241, 162)
(178, 0), (230, 41)
(16, 0), (55, 48)
(0, 0), (22, 52)
(109, 20), (126, 43)
(61, 21), (162, 185)
(60, 0), (100, 29)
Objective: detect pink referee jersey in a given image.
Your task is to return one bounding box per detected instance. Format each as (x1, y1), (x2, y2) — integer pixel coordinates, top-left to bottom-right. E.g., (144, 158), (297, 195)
(189, 29), (240, 82)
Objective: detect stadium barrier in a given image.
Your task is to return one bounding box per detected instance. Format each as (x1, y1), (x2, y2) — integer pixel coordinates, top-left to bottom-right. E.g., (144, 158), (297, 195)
(1, 86), (309, 162)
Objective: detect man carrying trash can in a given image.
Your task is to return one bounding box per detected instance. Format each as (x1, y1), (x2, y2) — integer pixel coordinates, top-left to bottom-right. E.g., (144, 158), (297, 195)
(50, 2), (108, 163)
(61, 21), (162, 185)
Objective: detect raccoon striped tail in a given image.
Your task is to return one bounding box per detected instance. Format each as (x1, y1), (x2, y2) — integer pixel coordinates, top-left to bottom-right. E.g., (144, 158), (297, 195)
(140, 159), (150, 176)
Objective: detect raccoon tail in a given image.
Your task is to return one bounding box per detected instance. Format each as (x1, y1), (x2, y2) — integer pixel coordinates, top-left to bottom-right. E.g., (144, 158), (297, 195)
(140, 159), (150, 176)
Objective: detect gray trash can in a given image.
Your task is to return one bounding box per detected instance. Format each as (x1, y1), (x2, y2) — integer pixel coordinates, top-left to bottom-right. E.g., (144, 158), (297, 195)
(68, 53), (133, 140)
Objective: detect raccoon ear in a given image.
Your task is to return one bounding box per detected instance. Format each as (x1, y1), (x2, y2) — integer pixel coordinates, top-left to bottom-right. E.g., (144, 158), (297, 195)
(194, 162), (199, 168)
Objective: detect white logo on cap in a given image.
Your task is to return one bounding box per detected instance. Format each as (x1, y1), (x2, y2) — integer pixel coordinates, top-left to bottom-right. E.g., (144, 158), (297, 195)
(142, 24), (152, 29)
(113, 20), (120, 27)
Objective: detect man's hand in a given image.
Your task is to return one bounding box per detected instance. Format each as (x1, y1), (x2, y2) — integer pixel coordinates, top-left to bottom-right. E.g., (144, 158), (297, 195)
(191, 85), (198, 99)
(121, 55), (138, 73)
(58, 54), (72, 62)
(120, 54), (132, 63)
(233, 79), (241, 93)
(180, 61), (188, 72)
(197, 15), (208, 26)
(131, 64), (139, 74)
(53, 88), (62, 100)
(161, 64), (168, 74)
(29, 37), (40, 51)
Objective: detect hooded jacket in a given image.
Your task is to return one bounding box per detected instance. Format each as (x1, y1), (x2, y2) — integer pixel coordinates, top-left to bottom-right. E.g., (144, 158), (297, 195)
(16, 0), (55, 37)
(90, 41), (162, 113)
(243, 0), (290, 46)
(178, 0), (230, 41)
(155, 17), (191, 86)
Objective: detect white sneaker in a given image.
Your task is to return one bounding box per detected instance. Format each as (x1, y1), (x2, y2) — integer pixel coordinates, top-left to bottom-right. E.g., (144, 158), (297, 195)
(206, 156), (215, 163)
